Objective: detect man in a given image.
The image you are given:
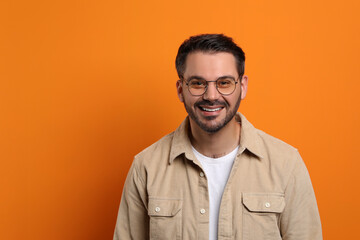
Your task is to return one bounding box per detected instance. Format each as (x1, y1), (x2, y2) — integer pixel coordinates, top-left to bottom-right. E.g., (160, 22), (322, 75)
(113, 34), (322, 240)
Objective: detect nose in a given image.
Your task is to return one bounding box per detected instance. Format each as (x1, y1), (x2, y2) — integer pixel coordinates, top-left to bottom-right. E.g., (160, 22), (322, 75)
(203, 82), (220, 101)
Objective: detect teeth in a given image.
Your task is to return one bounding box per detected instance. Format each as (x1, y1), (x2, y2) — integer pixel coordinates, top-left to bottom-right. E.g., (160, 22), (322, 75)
(201, 107), (222, 112)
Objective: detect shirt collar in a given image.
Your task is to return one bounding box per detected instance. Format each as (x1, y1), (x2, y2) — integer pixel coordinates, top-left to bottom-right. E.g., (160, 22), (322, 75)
(169, 113), (264, 164)
(169, 117), (195, 164)
(237, 113), (265, 159)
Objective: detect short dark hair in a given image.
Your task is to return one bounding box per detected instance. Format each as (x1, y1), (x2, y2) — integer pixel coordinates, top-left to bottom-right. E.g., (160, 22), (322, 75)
(175, 34), (245, 78)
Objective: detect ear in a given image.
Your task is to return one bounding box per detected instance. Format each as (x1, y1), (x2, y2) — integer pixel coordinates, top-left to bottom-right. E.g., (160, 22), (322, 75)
(240, 75), (248, 100)
(176, 80), (184, 102)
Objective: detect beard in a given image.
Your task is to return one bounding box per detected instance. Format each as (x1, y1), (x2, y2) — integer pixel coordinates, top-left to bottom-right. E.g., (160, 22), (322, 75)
(183, 95), (241, 133)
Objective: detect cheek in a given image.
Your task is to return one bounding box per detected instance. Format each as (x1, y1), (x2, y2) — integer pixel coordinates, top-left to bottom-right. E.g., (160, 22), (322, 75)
(183, 95), (200, 107)
(225, 93), (241, 107)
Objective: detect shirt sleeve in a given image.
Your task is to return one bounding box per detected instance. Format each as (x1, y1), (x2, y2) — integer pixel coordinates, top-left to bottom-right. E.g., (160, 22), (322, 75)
(280, 151), (322, 240)
(113, 162), (149, 240)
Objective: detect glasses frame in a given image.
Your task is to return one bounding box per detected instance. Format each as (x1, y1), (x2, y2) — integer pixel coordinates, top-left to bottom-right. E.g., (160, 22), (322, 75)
(181, 76), (242, 96)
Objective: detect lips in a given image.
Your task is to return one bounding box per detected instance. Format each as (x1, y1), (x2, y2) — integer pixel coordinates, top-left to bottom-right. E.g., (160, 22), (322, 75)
(199, 106), (223, 112)
(194, 100), (227, 117)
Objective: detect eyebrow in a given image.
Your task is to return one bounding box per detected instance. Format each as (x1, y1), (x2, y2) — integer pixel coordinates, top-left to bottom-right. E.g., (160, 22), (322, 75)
(186, 75), (236, 81)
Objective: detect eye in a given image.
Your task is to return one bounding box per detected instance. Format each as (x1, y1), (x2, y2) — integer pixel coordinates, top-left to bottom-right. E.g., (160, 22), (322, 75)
(189, 79), (206, 89)
(217, 78), (233, 88)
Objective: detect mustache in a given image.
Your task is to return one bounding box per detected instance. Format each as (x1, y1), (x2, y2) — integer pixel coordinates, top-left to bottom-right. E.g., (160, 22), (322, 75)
(194, 100), (228, 108)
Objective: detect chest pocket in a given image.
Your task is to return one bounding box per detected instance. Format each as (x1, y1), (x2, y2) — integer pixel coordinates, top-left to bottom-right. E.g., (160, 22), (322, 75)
(242, 192), (285, 240)
(148, 198), (182, 240)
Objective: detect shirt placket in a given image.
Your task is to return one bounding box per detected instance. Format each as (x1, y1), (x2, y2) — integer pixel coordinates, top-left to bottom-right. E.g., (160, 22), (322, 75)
(218, 150), (244, 240)
(197, 165), (210, 240)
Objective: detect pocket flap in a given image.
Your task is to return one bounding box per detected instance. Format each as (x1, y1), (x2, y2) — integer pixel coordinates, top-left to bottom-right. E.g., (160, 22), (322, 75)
(242, 192), (285, 213)
(148, 198), (182, 217)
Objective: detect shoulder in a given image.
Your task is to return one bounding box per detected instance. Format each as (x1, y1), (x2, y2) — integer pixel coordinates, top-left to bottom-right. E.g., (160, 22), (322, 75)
(249, 127), (310, 192)
(255, 128), (304, 177)
(132, 132), (175, 169)
(239, 113), (300, 164)
(257, 129), (298, 156)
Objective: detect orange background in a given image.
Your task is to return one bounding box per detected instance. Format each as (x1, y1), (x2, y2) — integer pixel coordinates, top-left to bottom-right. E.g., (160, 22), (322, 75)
(1, 0), (359, 239)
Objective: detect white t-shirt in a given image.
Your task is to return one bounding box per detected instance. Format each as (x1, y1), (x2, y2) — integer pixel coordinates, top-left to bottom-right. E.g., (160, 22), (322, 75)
(192, 146), (239, 240)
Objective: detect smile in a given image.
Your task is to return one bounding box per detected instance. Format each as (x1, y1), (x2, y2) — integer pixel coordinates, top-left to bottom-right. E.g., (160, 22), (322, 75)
(199, 107), (223, 112)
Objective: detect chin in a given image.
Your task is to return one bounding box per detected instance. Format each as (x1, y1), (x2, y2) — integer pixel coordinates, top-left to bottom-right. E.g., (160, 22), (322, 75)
(198, 120), (227, 133)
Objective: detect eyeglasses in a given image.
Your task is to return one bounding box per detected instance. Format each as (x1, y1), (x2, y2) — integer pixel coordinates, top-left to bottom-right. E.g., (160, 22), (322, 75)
(182, 76), (240, 96)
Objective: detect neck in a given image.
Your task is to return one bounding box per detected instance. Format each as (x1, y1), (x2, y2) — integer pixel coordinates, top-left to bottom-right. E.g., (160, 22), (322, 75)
(189, 117), (240, 158)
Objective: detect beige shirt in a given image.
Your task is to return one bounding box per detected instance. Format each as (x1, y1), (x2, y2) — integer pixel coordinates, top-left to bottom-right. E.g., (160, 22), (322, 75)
(113, 113), (322, 240)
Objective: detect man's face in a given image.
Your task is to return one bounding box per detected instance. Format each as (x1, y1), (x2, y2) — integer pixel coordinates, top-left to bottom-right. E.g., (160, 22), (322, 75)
(176, 51), (248, 133)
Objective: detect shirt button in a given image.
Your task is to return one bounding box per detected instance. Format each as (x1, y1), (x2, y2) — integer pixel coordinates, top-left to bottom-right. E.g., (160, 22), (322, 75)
(265, 202), (271, 208)
(155, 207), (161, 212)
(200, 208), (206, 214)
(199, 172), (205, 177)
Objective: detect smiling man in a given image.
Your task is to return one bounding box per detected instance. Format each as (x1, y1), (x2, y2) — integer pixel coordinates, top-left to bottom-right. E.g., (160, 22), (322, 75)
(113, 34), (322, 240)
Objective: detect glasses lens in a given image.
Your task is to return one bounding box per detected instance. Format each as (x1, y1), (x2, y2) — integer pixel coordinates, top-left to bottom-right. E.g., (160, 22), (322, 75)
(188, 79), (207, 95)
(187, 78), (237, 96)
(216, 78), (236, 95)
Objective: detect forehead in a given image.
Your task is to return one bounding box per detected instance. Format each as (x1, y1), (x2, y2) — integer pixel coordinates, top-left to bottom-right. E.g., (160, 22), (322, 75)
(184, 51), (237, 78)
